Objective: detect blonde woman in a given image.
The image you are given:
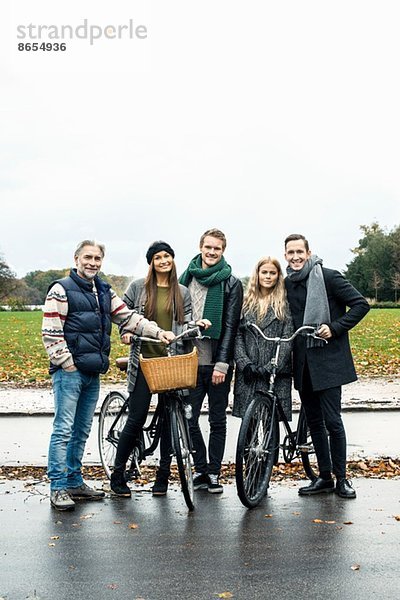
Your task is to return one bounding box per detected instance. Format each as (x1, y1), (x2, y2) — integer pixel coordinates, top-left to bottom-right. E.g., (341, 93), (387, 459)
(233, 257), (294, 420)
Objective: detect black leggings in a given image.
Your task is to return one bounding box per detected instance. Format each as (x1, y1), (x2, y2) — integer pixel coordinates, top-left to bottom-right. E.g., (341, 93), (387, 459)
(114, 367), (172, 474)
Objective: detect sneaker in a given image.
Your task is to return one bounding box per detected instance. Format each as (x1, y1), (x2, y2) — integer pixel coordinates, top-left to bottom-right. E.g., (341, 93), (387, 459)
(110, 471), (132, 497)
(50, 489), (75, 511)
(66, 483), (105, 500)
(152, 478), (168, 496)
(208, 474), (223, 494)
(193, 472), (210, 491)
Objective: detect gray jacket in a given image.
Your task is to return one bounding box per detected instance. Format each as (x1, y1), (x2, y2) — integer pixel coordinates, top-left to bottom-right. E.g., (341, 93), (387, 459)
(233, 306), (294, 420)
(123, 279), (192, 393)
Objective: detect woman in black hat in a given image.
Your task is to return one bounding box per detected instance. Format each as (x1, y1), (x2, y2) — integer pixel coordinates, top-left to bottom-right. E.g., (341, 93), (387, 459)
(110, 241), (208, 498)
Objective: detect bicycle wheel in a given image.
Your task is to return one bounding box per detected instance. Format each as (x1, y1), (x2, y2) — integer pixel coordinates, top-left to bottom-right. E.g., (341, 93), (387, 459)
(98, 391), (129, 479)
(297, 407), (318, 481)
(170, 403), (194, 511)
(235, 395), (278, 508)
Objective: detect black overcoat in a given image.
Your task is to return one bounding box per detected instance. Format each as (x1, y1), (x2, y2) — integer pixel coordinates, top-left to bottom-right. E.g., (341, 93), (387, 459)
(285, 267), (370, 392)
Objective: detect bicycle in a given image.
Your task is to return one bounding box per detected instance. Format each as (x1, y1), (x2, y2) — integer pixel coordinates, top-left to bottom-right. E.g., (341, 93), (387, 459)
(235, 324), (326, 508)
(98, 327), (204, 511)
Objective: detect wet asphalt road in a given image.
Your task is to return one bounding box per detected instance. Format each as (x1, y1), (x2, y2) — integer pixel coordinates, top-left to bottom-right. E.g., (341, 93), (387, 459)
(1, 478), (400, 600)
(2, 411), (400, 468)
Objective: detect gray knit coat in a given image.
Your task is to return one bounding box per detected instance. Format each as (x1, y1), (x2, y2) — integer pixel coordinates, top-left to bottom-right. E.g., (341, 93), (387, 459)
(122, 279), (192, 393)
(232, 306), (294, 420)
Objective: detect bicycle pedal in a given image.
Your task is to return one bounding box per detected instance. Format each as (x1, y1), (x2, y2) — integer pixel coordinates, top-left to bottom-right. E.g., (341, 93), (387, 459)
(298, 443), (314, 453)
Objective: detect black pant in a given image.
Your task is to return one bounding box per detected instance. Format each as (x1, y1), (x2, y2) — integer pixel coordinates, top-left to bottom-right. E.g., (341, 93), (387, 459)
(188, 365), (233, 475)
(114, 367), (172, 475)
(300, 363), (347, 479)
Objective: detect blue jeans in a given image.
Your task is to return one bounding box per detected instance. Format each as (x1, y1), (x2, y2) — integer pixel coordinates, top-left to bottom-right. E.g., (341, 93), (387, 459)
(48, 369), (100, 491)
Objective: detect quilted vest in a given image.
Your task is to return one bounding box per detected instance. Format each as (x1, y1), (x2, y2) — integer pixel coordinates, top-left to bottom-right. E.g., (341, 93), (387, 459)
(52, 269), (112, 374)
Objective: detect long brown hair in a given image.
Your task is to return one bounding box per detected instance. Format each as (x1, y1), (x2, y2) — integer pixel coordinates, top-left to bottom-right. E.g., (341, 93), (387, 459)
(242, 256), (288, 322)
(144, 259), (185, 324)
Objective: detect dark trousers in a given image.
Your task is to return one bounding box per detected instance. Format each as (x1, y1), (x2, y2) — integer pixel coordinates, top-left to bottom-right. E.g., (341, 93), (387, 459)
(188, 365), (233, 475)
(300, 363), (347, 478)
(114, 367), (172, 475)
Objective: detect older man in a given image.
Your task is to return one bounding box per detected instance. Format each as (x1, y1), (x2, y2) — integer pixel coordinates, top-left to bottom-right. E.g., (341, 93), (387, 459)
(42, 240), (171, 510)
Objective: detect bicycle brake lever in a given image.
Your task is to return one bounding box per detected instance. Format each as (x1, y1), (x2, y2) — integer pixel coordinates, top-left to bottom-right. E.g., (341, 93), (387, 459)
(308, 332), (328, 344)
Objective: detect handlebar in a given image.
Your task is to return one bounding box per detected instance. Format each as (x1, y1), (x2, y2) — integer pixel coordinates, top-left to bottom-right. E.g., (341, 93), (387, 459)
(248, 323), (328, 344)
(132, 325), (207, 345)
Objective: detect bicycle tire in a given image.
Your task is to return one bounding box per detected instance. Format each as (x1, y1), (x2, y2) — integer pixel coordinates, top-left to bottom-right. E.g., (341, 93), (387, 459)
(98, 391), (129, 479)
(170, 404), (194, 511)
(235, 395), (278, 508)
(297, 407), (318, 481)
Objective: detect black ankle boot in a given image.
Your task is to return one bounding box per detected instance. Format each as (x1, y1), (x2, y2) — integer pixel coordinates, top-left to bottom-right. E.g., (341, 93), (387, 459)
(110, 471), (131, 497)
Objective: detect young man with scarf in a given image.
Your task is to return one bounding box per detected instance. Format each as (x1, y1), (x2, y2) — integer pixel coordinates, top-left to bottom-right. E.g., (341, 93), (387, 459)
(180, 228), (243, 493)
(284, 234), (369, 499)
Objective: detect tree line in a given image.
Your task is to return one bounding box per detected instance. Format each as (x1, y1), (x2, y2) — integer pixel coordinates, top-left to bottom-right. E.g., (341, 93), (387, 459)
(0, 263), (132, 309)
(343, 223), (400, 303)
(1, 222), (399, 308)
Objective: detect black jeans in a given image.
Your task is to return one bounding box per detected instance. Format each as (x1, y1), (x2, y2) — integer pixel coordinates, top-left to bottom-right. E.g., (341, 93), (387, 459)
(188, 365), (233, 476)
(300, 363), (347, 479)
(114, 367), (172, 475)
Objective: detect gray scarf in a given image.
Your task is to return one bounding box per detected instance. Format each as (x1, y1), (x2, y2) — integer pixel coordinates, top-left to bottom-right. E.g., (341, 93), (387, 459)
(286, 255), (330, 347)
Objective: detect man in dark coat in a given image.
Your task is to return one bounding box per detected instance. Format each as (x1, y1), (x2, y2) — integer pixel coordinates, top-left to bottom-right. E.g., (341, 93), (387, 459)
(284, 233), (370, 498)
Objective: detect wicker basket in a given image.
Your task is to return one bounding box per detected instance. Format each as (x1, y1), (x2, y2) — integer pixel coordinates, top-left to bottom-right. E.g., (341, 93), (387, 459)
(139, 348), (198, 393)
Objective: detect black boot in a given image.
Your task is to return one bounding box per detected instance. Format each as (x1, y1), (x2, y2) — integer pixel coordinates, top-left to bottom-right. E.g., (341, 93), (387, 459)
(152, 470), (169, 496)
(335, 478), (356, 499)
(110, 470), (131, 497)
(298, 477), (334, 496)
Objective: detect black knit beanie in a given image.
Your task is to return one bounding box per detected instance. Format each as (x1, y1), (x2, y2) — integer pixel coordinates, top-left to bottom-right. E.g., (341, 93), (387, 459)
(146, 241), (175, 264)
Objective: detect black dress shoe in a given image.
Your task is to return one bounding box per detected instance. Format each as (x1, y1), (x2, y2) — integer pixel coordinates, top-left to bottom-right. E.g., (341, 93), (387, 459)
(336, 478), (356, 499)
(298, 477), (335, 496)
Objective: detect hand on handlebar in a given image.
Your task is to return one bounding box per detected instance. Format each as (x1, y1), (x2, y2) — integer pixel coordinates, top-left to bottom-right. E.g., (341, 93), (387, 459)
(121, 332), (133, 345)
(157, 330), (175, 344)
(316, 324), (332, 340)
(195, 318), (211, 330)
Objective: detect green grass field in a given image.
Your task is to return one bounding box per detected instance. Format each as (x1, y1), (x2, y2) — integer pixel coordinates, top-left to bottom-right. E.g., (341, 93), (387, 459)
(0, 309), (398, 384)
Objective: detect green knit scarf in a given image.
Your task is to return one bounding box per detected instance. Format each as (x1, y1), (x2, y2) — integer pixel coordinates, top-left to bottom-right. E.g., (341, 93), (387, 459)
(180, 254), (232, 339)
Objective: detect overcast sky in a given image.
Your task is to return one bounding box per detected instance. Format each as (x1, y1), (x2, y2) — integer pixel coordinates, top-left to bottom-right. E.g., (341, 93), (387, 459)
(1, 1), (399, 281)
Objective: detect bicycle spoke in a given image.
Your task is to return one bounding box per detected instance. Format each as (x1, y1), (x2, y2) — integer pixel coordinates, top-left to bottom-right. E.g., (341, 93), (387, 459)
(236, 396), (277, 508)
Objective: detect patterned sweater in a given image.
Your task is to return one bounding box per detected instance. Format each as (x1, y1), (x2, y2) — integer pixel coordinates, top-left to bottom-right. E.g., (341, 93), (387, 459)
(42, 282), (162, 370)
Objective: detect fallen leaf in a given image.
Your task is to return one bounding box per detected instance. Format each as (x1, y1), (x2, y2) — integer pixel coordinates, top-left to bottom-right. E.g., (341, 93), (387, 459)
(343, 521), (354, 525)
(325, 520), (336, 524)
(48, 543), (56, 547)
(80, 513), (94, 520)
(129, 523), (139, 529)
(106, 583), (119, 590)
(394, 515), (400, 521)
(292, 511), (301, 515)
(312, 519), (324, 523)
(113, 520), (122, 524)
(264, 514), (273, 518)
(357, 461), (369, 471)
(50, 536), (60, 540)
(351, 564), (360, 571)
(216, 593), (233, 599)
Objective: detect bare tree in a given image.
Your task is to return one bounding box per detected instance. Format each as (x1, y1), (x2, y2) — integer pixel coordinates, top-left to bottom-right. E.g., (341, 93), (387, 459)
(391, 271), (400, 303)
(371, 270), (383, 302)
